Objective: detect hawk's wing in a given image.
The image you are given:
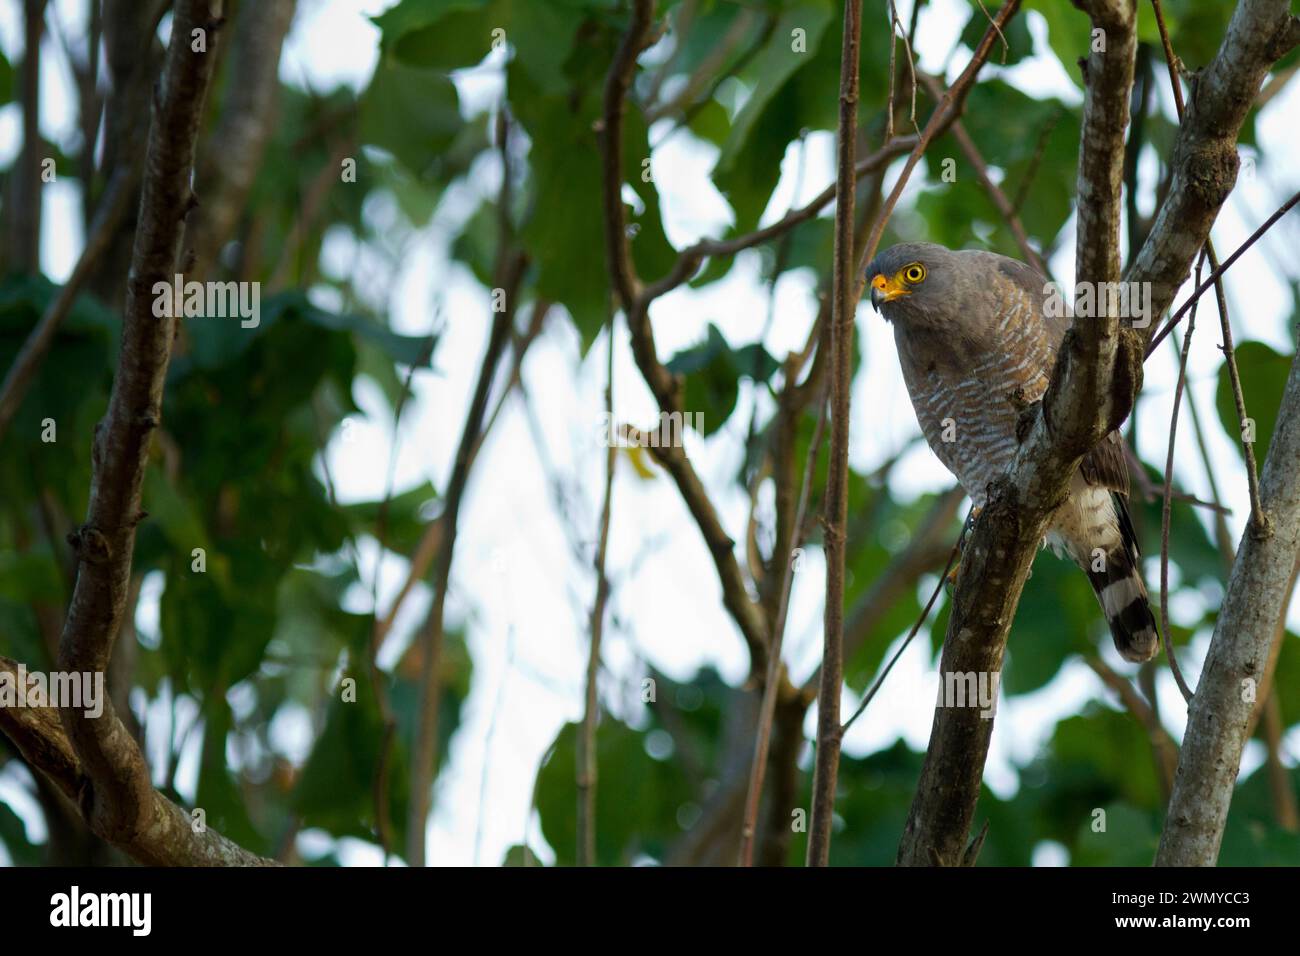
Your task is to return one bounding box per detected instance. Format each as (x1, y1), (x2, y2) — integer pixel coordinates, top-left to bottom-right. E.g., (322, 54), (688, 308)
(994, 254), (1131, 496)
(1080, 430), (1130, 495)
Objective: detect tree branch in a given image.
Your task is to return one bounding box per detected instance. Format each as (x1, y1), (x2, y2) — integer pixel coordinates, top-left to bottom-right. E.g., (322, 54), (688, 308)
(1074, 0), (1136, 289)
(1086, 656), (1178, 797)
(856, 0), (1023, 283)
(642, 136), (918, 303)
(577, 313), (617, 867)
(1150, 0), (1266, 534)
(739, 382), (826, 866)
(0, 656), (276, 865)
(406, 249), (526, 865)
(0, 3), (276, 868)
(51, 0), (237, 864)
(806, 0), (864, 868)
(1155, 349), (1300, 865)
(4, 0), (47, 275)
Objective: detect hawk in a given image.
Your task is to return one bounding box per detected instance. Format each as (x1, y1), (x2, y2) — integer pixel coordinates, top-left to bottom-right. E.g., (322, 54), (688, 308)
(865, 241), (1158, 663)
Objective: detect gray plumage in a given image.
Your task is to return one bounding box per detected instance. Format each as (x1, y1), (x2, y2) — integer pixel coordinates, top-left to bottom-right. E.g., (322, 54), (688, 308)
(866, 241), (1157, 663)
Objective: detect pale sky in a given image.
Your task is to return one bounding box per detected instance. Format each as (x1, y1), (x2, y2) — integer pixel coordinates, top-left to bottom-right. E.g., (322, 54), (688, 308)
(0, 0), (1297, 867)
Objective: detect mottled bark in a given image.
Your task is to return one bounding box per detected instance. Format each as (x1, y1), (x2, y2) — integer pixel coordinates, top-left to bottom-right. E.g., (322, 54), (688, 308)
(1074, 0), (1136, 289)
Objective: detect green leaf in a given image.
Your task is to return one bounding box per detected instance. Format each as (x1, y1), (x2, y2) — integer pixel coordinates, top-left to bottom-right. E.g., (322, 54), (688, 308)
(377, 0), (585, 91)
(343, 481), (440, 556)
(0, 50), (13, 106)
(360, 59), (462, 180)
(1021, 706), (1165, 855)
(510, 52), (609, 348)
(961, 6), (1034, 65)
(1024, 0), (1093, 87)
(293, 295), (437, 368)
(715, 4), (834, 177)
(374, 0), (494, 71)
(0, 800), (41, 866)
(1215, 340), (1293, 463)
(0, 548), (63, 604)
(665, 323), (777, 435)
(1002, 550), (1098, 695)
(536, 718), (693, 866)
(293, 675), (411, 851)
(1070, 802), (1159, 866)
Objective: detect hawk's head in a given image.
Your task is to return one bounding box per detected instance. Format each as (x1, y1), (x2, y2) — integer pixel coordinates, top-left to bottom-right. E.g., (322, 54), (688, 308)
(865, 241), (961, 323)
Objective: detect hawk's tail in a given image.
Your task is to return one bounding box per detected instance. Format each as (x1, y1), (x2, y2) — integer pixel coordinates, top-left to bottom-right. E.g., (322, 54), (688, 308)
(1085, 495), (1159, 663)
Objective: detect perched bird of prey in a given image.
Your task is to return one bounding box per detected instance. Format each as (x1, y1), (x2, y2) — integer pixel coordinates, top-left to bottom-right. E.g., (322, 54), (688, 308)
(865, 241), (1158, 663)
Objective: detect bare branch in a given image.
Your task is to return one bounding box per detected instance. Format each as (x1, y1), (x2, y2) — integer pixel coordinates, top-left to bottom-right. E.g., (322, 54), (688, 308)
(1146, 188), (1300, 354)
(1156, 349), (1300, 865)
(642, 136), (917, 304)
(578, 315), (617, 867)
(806, 0), (864, 868)
(14, 2), (267, 867)
(623, 424), (770, 666)
(1074, 0), (1137, 289)
(739, 384), (826, 866)
(0, 656), (276, 865)
(5, 0), (47, 274)
(406, 246), (525, 864)
(1159, 253), (1202, 704)
(1086, 657), (1178, 796)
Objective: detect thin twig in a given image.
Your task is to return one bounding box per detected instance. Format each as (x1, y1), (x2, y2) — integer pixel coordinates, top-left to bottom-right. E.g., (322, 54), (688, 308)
(39, 0), (274, 866)
(1146, 189), (1300, 355)
(406, 109), (527, 864)
(1159, 252), (1202, 704)
(1150, 0), (1266, 534)
(739, 384), (827, 867)
(364, 335), (435, 863)
(840, 540), (960, 735)
(372, 304), (547, 653)
(806, 0), (864, 869)
(642, 136), (918, 303)
(578, 311), (617, 867)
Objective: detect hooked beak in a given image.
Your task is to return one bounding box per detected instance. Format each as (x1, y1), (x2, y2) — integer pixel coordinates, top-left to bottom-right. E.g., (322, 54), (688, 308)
(868, 272), (908, 312)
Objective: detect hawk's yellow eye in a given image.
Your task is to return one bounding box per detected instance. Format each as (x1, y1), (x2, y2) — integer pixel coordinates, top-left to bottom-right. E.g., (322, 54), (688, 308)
(902, 263), (926, 284)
